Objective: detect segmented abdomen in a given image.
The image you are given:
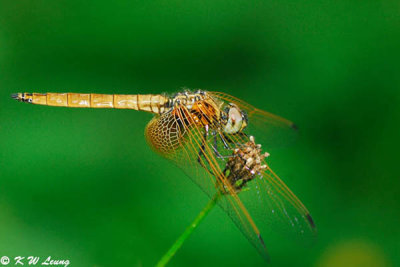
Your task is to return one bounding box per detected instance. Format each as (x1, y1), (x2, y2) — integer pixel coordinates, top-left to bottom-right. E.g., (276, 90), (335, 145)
(12, 93), (169, 114)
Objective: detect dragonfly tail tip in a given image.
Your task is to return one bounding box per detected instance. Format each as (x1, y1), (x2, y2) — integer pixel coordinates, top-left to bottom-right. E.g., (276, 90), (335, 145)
(258, 234), (266, 248)
(306, 213), (316, 229)
(257, 234), (270, 262)
(291, 123), (298, 131)
(11, 93), (19, 100)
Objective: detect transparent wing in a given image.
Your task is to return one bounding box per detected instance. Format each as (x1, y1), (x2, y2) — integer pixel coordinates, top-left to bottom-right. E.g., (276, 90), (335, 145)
(144, 100), (315, 260)
(219, 127), (317, 242)
(145, 104), (270, 259)
(209, 91), (298, 149)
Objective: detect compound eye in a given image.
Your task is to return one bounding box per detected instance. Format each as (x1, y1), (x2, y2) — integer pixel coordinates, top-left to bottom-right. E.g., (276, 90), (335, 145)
(229, 107), (242, 124)
(223, 105), (245, 134)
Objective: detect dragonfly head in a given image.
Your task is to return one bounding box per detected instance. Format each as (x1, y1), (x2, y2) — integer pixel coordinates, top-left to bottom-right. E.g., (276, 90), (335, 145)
(222, 104), (248, 134)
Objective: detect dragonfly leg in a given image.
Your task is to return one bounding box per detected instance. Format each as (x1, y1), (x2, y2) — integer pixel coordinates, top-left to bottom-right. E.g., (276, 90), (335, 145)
(222, 133), (235, 145)
(218, 131), (231, 149)
(223, 132), (248, 147)
(211, 131), (233, 159)
(196, 134), (206, 164)
(238, 132), (249, 139)
(197, 127), (215, 176)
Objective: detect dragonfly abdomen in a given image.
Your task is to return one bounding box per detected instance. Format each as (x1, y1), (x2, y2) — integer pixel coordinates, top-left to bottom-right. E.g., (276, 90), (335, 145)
(11, 93), (170, 114)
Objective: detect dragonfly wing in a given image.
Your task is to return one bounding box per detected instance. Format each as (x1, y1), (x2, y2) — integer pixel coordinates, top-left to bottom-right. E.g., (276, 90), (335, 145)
(216, 129), (317, 244)
(208, 92), (316, 239)
(220, 131), (316, 239)
(145, 105), (271, 259)
(144, 101), (315, 260)
(233, 150), (317, 241)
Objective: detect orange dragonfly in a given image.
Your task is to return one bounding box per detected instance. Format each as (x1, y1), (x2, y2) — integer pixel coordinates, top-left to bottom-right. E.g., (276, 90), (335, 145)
(12, 90), (316, 260)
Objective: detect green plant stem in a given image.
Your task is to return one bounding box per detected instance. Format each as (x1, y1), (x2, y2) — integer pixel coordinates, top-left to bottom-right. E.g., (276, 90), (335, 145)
(156, 192), (220, 267)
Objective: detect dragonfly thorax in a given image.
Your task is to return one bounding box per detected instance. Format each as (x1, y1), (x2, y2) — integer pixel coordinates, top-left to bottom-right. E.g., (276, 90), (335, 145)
(168, 91), (221, 126)
(170, 91), (208, 110)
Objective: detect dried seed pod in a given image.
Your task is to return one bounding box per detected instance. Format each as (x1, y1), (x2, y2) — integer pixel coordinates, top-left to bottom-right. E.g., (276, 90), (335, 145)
(222, 136), (270, 193)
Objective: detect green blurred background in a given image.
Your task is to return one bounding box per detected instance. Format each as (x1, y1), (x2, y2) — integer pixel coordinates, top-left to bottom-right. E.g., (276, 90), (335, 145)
(0, 1), (399, 266)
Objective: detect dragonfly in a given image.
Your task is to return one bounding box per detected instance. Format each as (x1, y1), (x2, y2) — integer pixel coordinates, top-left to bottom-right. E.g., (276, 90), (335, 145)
(12, 90), (316, 260)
